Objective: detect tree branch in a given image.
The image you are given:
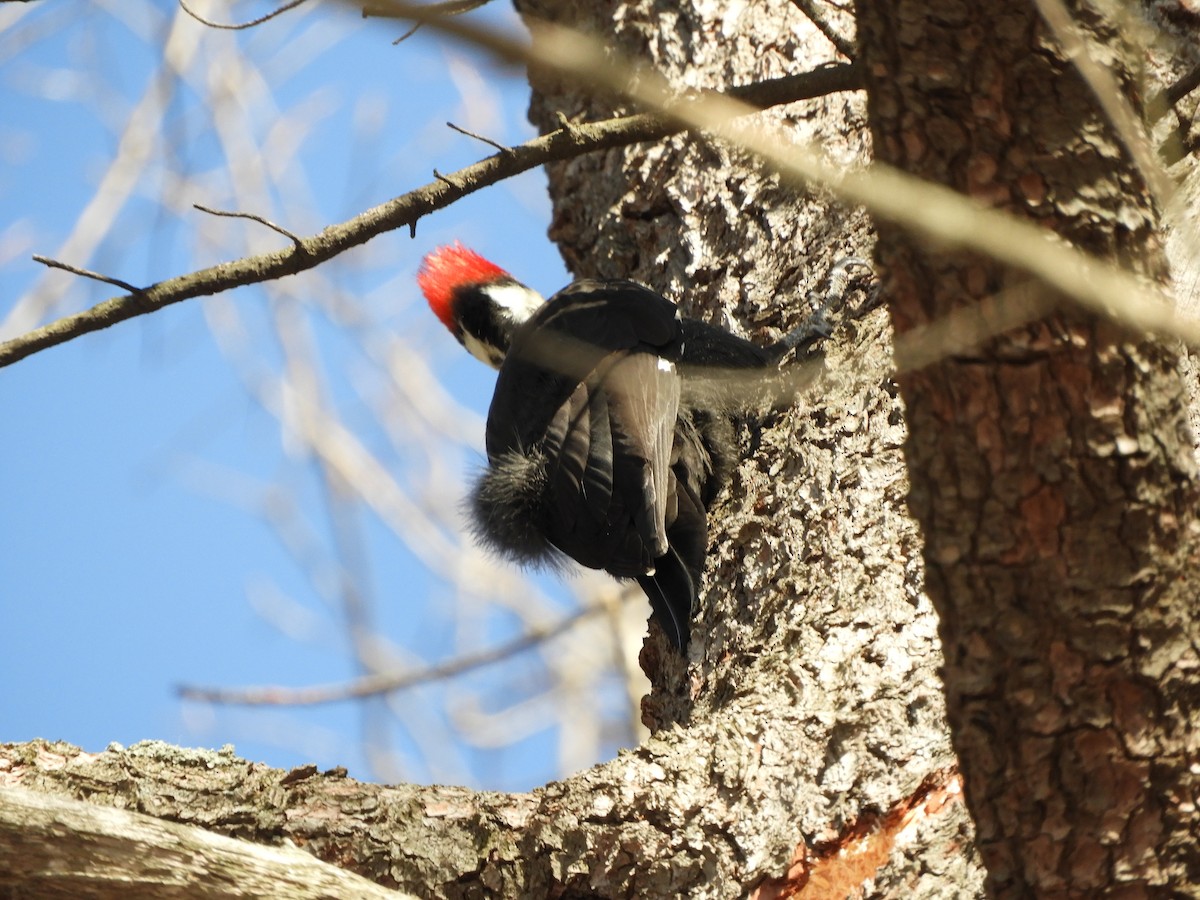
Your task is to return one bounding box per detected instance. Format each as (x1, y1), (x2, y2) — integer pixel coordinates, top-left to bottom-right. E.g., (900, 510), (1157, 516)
(0, 736), (968, 897)
(0, 63), (862, 370)
(446, 120), (510, 153)
(193, 204), (306, 248)
(31, 255), (143, 294)
(0, 785), (410, 899)
(178, 602), (603, 706)
(177, 0), (312, 30)
(786, 0), (855, 59)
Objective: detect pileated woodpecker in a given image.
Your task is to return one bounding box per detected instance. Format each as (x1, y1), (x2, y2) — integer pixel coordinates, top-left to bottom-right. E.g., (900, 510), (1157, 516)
(419, 243), (827, 652)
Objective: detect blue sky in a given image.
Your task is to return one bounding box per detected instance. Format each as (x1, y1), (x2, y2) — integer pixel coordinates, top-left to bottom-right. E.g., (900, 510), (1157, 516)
(0, 2), (635, 791)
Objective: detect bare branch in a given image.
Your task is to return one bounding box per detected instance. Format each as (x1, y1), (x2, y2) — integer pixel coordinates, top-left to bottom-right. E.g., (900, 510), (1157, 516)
(31, 255), (143, 294)
(1165, 61), (1200, 108)
(177, 0), (311, 30)
(361, 0), (496, 43)
(1147, 60), (1200, 164)
(446, 120), (510, 153)
(391, 20), (422, 43)
(787, 0), (855, 59)
(0, 64), (862, 368)
(0, 787), (410, 900)
(178, 603), (602, 706)
(361, 0), (492, 20)
(193, 204), (306, 248)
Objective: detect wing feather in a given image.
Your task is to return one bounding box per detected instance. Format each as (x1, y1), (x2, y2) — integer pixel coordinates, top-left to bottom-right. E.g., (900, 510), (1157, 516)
(478, 278), (699, 647)
(601, 353), (679, 562)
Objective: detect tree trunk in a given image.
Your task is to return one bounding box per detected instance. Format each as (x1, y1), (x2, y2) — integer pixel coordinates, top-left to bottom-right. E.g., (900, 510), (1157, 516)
(513, 0), (981, 893)
(858, 0), (1200, 894)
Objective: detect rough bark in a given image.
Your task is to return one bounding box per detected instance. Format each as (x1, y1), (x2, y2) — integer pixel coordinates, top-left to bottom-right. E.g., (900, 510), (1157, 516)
(512, 0), (982, 895)
(1156, 5), (1200, 456)
(7, 0), (1200, 898)
(858, 0), (1200, 894)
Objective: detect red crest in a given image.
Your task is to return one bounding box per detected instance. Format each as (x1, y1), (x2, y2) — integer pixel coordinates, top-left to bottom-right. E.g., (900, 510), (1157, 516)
(418, 243), (509, 331)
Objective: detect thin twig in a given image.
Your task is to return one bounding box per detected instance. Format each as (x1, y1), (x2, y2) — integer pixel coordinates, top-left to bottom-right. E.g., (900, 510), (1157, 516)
(193, 204), (305, 248)
(177, 0), (310, 30)
(787, 0), (854, 59)
(362, 0), (492, 21)
(1166, 61), (1200, 108)
(31, 255), (142, 294)
(392, 21), (421, 43)
(446, 121), (510, 153)
(1148, 61), (1200, 124)
(0, 64), (862, 368)
(178, 603), (602, 706)
(365, 0), (495, 43)
(432, 168), (460, 188)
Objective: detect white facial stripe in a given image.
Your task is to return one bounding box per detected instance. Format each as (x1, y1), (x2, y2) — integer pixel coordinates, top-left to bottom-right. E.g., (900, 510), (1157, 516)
(462, 331), (505, 369)
(484, 282), (545, 325)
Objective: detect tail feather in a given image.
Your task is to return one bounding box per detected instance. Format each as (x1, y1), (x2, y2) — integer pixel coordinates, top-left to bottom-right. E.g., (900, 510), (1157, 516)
(636, 546), (697, 652)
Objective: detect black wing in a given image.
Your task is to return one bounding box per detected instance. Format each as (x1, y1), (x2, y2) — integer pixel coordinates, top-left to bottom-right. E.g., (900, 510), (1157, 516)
(474, 280), (698, 649)
(484, 280), (681, 459)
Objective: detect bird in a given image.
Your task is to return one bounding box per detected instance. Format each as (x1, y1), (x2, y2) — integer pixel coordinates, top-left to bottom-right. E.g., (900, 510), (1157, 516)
(419, 243), (835, 652)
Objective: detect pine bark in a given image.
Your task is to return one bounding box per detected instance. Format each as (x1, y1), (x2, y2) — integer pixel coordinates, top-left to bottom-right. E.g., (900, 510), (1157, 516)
(858, 0), (1200, 894)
